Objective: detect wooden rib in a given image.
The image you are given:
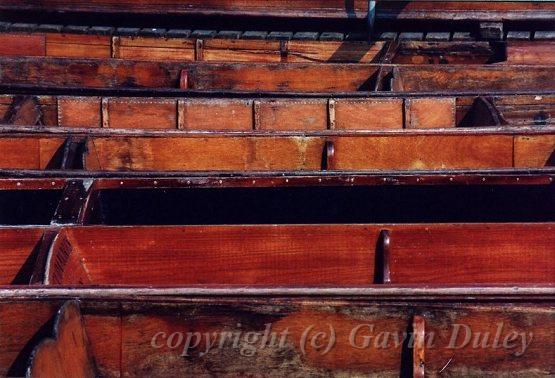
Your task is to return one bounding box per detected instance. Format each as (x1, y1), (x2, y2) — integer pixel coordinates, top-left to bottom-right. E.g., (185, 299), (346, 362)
(1, 57), (553, 93)
(26, 301), (96, 378)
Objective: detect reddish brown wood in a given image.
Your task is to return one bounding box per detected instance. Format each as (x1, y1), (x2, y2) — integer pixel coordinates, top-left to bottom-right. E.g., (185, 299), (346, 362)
(27, 301), (96, 378)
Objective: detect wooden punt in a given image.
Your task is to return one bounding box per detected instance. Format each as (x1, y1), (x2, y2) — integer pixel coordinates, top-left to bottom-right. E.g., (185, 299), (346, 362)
(1, 93), (552, 130)
(0, 292), (553, 377)
(0, 131), (553, 171)
(0, 224), (553, 286)
(0, 1), (553, 22)
(1, 30), (553, 65)
(0, 57), (553, 94)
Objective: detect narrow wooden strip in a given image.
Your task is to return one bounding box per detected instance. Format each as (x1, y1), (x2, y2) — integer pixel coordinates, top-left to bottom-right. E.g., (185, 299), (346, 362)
(412, 316), (426, 378)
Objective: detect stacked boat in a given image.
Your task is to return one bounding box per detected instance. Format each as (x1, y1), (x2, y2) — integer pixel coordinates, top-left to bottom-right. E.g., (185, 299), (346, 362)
(0, 1), (553, 376)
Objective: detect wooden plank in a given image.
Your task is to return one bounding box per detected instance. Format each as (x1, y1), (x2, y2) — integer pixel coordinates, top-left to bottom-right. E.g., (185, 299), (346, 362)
(333, 98), (403, 130)
(255, 99), (328, 131)
(1, 57), (553, 93)
(393, 65), (555, 92)
(514, 135), (555, 168)
(0, 34), (45, 57)
(85, 136), (324, 171)
(203, 39), (281, 63)
(506, 41), (555, 65)
(51, 226), (378, 285)
(333, 135), (513, 170)
(405, 98), (456, 129)
(57, 97), (101, 128)
(378, 1), (555, 21)
(180, 98), (253, 131)
(106, 98), (177, 129)
(0, 0), (370, 18)
(0, 228), (44, 285)
(45, 34), (111, 59)
(286, 41), (384, 63)
(115, 36), (195, 61)
(389, 224), (555, 284)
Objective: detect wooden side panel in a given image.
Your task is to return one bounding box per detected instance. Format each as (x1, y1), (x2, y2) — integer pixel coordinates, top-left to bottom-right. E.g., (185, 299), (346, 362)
(57, 97), (101, 128)
(286, 41), (384, 63)
(256, 99), (328, 131)
(405, 98), (456, 129)
(390, 224), (555, 284)
(514, 135), (555, 168)
(180, 99), (253, 131)
(189, 63), (379, 92)
(334, 98), (403, 130)
(333, 135), (514, 170)
(64, 226), (377, 285)
(0, 138), (41, 169)
(115, 37), (195, 61)
(395, 66), (555, 92)
(506, 42), (555, 65)
(116, 303), (554, 376)
(85, 137), (324, 171)
(107, 98), (177, 129)
(203, 39), (281, 63)
(0, 228), (44, 285)
(45, 34), (111, 58)
(0, 34), (45, 57)
(82, 314), (121, 378)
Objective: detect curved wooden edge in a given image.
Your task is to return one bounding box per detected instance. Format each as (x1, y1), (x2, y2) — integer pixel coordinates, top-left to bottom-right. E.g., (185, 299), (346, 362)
(413, 315), (426, 378)
(26, 301), (96, 378)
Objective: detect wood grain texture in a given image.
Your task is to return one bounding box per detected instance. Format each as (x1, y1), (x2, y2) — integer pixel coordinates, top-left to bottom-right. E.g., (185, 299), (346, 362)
(0, 138), (65, 169)
(0, 0), (370, 18)
(85, 136), (325, 171)
(0, 299), (551, 377)
(57, 97), (101, 128)
(115, 37), (195, 61)
(506, 41), (555, 65)
(1, 57), (553, 93)
(333, 98), (404, 130)
(180, 99), (253, 131)
(0, 228), (43, 285)
(27, 301), (96, 378)
(514, 135), (555, 168)
(389, 224), (555, 284)
(406, 98), (456, 129)
(45, 34), (111, 59)
(106, 98), (177, 129)
(332, 135), (513, 170)
(255, 99), (328, 131)
(49, 226), (377, 285)
(29, 223), (554, 286)
(0, 34), (45, 57)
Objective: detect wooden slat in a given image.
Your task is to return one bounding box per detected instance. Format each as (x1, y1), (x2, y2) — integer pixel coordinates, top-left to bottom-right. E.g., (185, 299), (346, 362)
(114, 37), (195, 61)
(506, 41), (555, 65)
(45, 34), (111, 59)
(0, 34), (45, 57)
(106, 98), (177, 129)
(333, 98), (404, 130)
